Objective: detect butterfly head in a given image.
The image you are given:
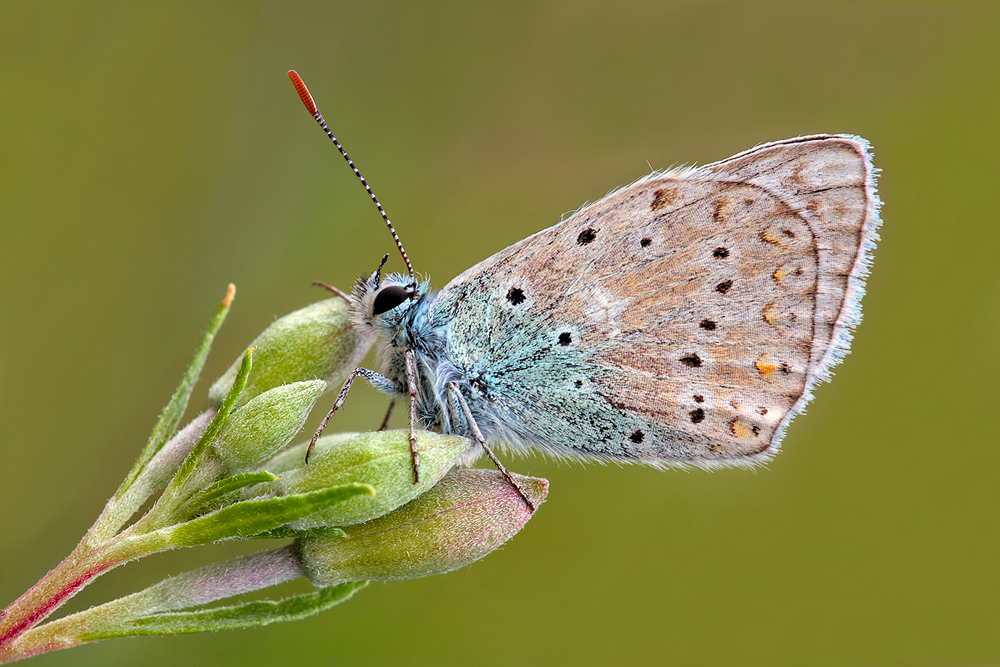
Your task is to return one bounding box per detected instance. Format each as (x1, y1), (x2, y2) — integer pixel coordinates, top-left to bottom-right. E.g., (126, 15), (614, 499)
(351, 253), (424, 334)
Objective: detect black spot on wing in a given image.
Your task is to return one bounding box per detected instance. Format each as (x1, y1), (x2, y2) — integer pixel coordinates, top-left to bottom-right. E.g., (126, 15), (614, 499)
(680, 353), (702, 368)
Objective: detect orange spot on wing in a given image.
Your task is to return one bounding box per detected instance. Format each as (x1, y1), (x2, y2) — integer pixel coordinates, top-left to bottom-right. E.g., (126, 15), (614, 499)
(762, 301), (793, 336)
(762, 302), (778, 326)
(755, 353), (780, 379)
(760, 229), (782, 245)
(729, 417), (755, 439)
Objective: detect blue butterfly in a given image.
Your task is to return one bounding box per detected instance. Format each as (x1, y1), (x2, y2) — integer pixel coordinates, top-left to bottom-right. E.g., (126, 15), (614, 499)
(290, 72), (881, 511)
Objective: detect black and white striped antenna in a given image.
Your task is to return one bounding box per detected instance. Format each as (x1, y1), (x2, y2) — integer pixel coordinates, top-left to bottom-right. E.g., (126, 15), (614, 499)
(288, 70), (415, 284)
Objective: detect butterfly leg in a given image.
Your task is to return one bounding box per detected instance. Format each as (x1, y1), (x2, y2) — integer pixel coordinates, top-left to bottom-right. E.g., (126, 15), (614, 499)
(305, 368), (403, 462)
(311, 281), (351, 302)
(447, 382), (536, 513)
(405, 349), (420, 484)
(378, 399), (396, 431)
(443, 386), (477, 467)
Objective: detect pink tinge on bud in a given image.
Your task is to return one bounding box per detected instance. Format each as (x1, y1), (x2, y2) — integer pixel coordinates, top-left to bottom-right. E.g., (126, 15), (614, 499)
(296, 470), (548, 587)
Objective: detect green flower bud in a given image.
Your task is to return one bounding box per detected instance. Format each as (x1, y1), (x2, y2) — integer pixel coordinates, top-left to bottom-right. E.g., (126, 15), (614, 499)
(269, 430), (471, 529)
(212, 380), (326, 474)
(296, 469), (548, 587)
(208, 297), (374, 408)
(257, 432), (360, 476)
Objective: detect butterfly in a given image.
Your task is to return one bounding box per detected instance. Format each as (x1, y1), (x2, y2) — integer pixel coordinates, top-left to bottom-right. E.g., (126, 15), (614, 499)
(289, 72), (881, 509)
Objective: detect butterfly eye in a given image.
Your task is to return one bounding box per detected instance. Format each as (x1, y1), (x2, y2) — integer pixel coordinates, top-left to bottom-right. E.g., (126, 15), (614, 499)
(371, 285), (410, 315)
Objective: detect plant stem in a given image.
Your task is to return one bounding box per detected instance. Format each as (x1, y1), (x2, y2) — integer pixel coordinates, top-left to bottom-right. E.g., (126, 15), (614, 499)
(0, 543), (115, 654)
(0, 547), (303, 664)
(0, 525), (158, 659)
(0, 409), (218, 654)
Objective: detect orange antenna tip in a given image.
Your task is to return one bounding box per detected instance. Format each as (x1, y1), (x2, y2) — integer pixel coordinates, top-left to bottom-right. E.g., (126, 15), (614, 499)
(288, 70), (318, 116)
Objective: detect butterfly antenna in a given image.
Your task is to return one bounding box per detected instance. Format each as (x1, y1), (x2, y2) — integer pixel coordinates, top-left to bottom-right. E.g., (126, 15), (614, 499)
(288, 70), (415, 284)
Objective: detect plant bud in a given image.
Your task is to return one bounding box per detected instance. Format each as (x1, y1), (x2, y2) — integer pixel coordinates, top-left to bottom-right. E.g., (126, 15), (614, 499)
(257, 432), (360, 476)
(272, 430), (470, 529)
(209, 298), (374, 408)
(212, 380), (326, 473)
(296, 469), (548, 587)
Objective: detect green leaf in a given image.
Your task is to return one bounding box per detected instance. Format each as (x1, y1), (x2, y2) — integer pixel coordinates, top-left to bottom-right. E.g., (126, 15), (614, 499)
(183, 471), (276, 518)
(79, 582), (367, 639)
(164, 483), (375, 547)
(168, 346), (254, 495)
(117, 285), (234, 498)
(251, 526), (346, 540)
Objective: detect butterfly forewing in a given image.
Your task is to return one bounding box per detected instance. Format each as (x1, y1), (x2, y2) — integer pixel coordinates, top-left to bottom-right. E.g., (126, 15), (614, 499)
(431, 135), (878, 467)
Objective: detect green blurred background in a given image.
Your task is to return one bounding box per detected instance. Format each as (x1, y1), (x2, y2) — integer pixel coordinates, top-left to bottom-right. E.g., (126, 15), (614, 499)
(2, 2), (998, 665)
